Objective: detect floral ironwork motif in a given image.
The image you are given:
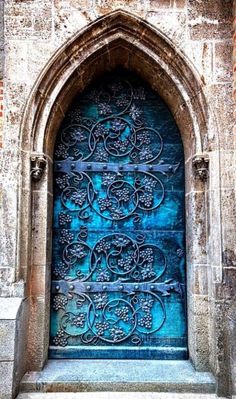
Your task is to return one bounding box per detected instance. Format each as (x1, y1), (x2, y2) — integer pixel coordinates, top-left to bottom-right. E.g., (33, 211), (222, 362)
(54, 233), (167, 283)
(51, 72), (186, 354)
(54, 77), (164, 164)
(51, 232), (183, 346)
(53, 75), (181, 223)
(55, 170), (166, 222)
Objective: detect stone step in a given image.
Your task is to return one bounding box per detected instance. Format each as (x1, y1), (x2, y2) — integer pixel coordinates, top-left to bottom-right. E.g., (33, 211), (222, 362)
(19, 360), (216, 394)
(17, 393), (218, 399)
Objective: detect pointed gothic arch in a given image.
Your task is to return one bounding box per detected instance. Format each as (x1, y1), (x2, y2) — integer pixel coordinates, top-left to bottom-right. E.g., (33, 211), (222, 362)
(21, 9), (209, 157)
(18, 10), (218, 373)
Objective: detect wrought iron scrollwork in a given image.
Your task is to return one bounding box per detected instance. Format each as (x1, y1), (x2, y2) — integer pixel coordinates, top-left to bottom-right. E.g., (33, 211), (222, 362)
(51, 231), (183, 346)
(51, 290), (167, 346)
(55, 169), (168, 222)
(54, 231), (167, 282)
(55, 79), (169, 165)
(51, 72), (186, 353)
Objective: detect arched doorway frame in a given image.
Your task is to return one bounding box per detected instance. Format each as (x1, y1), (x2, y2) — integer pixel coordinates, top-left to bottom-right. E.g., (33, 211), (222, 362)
(18, 10), (219, 374)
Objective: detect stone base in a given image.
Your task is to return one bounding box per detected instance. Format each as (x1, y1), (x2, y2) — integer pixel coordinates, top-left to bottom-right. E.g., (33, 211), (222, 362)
(0, 298), (27, 399)
(19, 360), (215, 394)
(16, 393), (219, 399)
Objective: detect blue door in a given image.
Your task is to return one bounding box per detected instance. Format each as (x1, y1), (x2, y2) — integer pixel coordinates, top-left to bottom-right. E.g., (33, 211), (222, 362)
(50, 70), (187, 359)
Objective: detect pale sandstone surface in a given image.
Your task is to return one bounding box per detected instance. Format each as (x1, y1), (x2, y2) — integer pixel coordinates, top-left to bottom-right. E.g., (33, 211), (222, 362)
(0, 1), (235, 399)
(16, 393), (219, 399)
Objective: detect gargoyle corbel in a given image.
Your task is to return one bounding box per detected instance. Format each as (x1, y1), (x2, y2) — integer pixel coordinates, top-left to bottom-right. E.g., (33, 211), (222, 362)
(192, 153), (209, 181)
(31, 154), (47, 182)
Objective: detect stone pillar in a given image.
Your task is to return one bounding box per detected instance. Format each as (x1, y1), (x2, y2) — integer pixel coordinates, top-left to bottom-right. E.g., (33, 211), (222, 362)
(227, 1), (236, 396)
(0, 0), (3, 147)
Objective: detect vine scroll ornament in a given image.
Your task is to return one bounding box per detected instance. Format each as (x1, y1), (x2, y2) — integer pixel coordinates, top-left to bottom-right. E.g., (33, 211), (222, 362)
(51, 73), (187, 354)
(52, 231), (183, 346)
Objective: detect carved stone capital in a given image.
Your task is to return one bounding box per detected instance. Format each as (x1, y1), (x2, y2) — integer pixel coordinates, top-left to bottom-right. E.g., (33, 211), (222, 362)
(31, 154), (47, 182)
(192, 153), (209, 181)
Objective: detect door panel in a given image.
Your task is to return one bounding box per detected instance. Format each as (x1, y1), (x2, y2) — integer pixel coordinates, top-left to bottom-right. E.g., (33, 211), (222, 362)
(49, 70), (187, 359)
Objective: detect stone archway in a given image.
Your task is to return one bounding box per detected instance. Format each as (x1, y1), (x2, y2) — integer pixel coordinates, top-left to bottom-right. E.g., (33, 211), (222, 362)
(18, 9), (217, 376)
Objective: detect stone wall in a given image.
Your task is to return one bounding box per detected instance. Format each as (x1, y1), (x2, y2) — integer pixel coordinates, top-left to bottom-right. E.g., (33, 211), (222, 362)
(0, 0), (4, 148)
(229, 2), (236, 396)
(0, 1), (235, 398)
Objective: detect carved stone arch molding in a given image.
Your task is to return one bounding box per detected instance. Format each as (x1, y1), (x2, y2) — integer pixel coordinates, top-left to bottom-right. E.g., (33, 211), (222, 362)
(24, 10), (209, 157)
(19, 9), (219, 376)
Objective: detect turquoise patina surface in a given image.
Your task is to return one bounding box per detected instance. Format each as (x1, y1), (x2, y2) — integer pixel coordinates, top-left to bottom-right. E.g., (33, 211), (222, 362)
(49, 70), (187, 359)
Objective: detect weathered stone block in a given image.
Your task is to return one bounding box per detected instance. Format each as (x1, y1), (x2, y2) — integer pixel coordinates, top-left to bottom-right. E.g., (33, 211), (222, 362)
(149, 0), (186, 9)
(185, 191), (207, 265)
(220, 149), (236, 189)
(15, 394), (219, 399)
(5, 0), (52, 40)
(147, 11), (187, 48)
(31, 190), (53, 267)
(0, 320), (15, 361)
(0, 298), (26, 397)
(0, 297), (22, 318)
(5, 41), (28, 84)
(194, 314), (210, 370)
(0, 265), (15, 281)
(188, 295), (210, 371)
(221, 189), (236, 236)
(214, 42), (233, 83)
(13, 297), (29, 397)
(187, 264), (209, 296)
(227, 308), (236, 396)
(89, 0), (147, 19)
(53, 5), (88, 48)
(188, 0), (233, 40)
(205, 84), (234, 150)
(19, 359), (216, 394)
(18, 188), (31, 281)
(184, 42), (213, 84)
(0, 181), (18, 270)
(221, 189), (236, 268)
(30, 264), (51, 297)
(0, 361), (14, 399)
(4, 81), (31, 127)
(27, 295), (50, 370)
(32, 3), (52, 40)
(5, 3), (33, 39)
(27, 41), (54, 82)
(188, 294), (209, 316)
(207, 189), (222, 269)
(208, 151), (220, 191)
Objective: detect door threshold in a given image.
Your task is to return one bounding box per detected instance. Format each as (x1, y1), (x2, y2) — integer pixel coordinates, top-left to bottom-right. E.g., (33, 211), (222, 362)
(20, 359), (216, 394)
(17, 393), (218, 399)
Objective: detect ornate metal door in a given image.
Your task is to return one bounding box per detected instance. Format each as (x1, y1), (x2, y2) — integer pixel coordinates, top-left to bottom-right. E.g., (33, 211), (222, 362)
(50, 70), (187, 359)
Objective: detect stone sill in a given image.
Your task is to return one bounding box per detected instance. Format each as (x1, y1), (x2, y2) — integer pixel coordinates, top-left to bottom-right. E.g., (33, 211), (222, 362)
(20, 360), (216, 394)
(16, 393), (218, 399)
